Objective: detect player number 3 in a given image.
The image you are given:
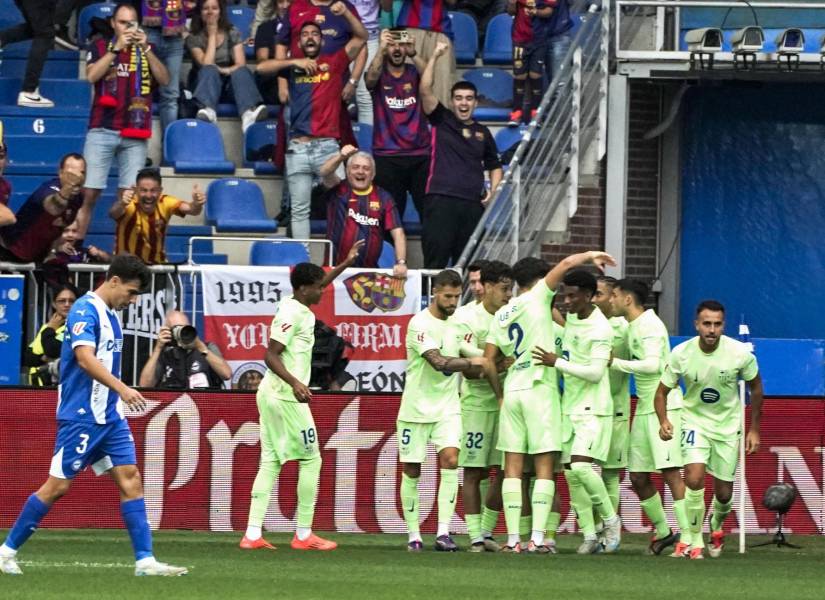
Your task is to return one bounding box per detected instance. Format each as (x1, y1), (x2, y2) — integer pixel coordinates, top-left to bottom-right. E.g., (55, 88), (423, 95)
(76, 433), (90, 454)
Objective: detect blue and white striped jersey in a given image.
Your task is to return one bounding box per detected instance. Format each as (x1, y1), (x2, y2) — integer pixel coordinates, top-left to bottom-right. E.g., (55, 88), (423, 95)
(57, 292), (125, 424)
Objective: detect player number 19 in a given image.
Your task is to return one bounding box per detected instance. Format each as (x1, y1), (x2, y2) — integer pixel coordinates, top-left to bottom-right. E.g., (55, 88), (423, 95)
(300, 428), (316, 445)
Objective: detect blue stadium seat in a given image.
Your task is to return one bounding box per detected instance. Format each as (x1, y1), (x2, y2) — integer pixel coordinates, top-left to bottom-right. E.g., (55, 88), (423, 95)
(85, 233), (114, 255)
(0, 114), (89, 136)
(205, 178), (278, 232)
(164, 120), (235, 173)
(244, 120), (279, 174)
(78, 3), (116, 48)
(463, 68), (513, 121)
(449, 11), (479, 65)
(402, 194), (421, 236)
(228, 6), (255, 57)
(495, 124), (527, 157)
(249, 240), (310, 266)
(377, 241), (396, 269)
(482, 14), (513, 65)
(352, 122), (373, 152)
(0, 0), (22, 30)
(167, 252), (229, 265)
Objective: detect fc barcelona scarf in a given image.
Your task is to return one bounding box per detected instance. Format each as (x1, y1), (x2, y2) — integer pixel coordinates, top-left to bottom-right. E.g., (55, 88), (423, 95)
(97, 42), (153, 139)
(141, 0), (193, 36)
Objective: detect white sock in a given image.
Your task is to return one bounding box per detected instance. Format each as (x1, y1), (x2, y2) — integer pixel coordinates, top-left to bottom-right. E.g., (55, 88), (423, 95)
(531, 529), (545, 545)
(507, 533), (520, 547)
(0, 543), (17, 557)
(135, 556), (156, 568)
(296, 527), (312, 541)
(584, 534), (598, 542)
(408, 531), (422, 543)
(436, 522), (449, 537)
(481, 529), (492, 539)
(471, 535), (484, 544)
(605, 515), (620, 526)
(245, 525), (262, 540)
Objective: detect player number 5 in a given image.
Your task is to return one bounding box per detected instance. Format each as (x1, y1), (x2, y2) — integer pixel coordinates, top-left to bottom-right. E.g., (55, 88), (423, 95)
(76, 433), (90, 454)
(401, 428), (411, 446)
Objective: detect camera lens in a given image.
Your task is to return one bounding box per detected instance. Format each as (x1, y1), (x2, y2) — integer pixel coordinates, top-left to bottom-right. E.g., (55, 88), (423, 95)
(172, 324), (197, 347)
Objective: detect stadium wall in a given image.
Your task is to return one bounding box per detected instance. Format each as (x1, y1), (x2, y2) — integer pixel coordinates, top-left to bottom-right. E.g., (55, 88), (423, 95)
(1, 389), (823, 535)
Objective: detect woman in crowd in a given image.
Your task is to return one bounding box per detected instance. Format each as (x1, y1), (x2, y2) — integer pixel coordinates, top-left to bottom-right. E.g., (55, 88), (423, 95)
(24, 284), (78, 386)
(186, 0), (268, 132)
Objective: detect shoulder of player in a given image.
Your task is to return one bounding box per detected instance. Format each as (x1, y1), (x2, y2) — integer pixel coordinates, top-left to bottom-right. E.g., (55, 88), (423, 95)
(670, 337), (696, 357)
(720, 335), (755, 357)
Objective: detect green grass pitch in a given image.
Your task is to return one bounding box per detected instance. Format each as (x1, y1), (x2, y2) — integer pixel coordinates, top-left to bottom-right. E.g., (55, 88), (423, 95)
(1, 530), (823, 599)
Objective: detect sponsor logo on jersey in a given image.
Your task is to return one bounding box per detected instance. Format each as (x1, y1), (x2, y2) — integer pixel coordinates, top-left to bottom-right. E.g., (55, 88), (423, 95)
(347, 209), (379, 227)
(72, 321), (87, 335)
(384, 95), (417, 109)
(295, 71), (331, 84)
(700, 387), (721, 404)
(281, 323), (293, 332)
(72, 460), (83, 471)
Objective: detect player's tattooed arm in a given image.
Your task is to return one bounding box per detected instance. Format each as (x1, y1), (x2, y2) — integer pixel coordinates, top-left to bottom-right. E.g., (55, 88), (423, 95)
(745, 373), (764, 454)
(422, 349), (472, 373)
(654, 381), (673, 440)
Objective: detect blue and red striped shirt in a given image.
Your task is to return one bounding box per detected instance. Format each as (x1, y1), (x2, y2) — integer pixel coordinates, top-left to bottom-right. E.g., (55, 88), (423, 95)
(397, 0), (453, 38)
(0, 178), (83, 262)
(277, 0), (361, 56)
(286, 49), (350, 139)
(326, 182), (401, 267)
(513, 0), (550, 47)
(370, 64), (430, 157)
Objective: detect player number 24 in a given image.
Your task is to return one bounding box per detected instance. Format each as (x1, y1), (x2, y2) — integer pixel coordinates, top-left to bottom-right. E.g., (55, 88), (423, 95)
(681, 429), (696, 446)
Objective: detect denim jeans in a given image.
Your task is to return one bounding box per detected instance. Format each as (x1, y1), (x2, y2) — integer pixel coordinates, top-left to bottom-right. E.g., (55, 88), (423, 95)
(545, 32), (573, 94)
(354, 34), (379, 125)
(284, 137), (340, 240)
(146, 28), (184, 134)
(83, 128), (147, 190)
(194, 64), (263, 116)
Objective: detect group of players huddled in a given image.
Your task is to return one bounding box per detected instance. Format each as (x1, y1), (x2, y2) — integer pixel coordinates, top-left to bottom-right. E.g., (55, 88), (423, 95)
(0, 247), (763, 577)
(396, 250), (763, 558)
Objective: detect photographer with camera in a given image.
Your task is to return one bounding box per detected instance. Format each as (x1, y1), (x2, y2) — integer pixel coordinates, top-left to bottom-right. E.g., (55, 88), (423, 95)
(24, 284), (78, 386)
(139, 310), (231, 389)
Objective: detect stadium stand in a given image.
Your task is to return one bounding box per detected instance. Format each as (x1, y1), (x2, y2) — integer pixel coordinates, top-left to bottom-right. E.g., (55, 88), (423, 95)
(77, 2), (116, 49)
(352, 122), (373, 153)
(249, 240), (311, 265)
(205, 178), (278, 232)
(227, 5), (256, 58)
(482, 13), (514, 65)
(377, 240), (396, 269)
(244, 120), (280, 175)
(164, 120), (236, 174)
(462, 68), (513, 121)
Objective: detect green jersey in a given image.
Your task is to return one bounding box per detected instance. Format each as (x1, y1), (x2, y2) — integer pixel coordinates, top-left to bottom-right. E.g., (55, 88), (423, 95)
(660, 335), (758, 440)
(559, 307), (612, 416)
(490, 279), (557, 393)
(398, 307), (460, 422)
(452, 301), (498, 412)
(617, 309), (683, 414)
(608, 316), (631, 420)
(259, 296), (315, 402)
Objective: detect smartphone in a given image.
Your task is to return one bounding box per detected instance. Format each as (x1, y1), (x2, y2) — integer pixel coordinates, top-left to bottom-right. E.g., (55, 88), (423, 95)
(391, 29), (410, 44)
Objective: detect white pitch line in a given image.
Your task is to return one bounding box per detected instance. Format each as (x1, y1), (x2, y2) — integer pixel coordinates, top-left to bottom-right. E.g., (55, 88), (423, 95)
(19, 560), (134, 569)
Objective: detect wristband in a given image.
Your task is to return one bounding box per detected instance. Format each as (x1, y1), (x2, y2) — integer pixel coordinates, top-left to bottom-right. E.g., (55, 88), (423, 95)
(348, 78), (357, 86)
(395, 259), (406, 265)
(107, 42), (118, 54)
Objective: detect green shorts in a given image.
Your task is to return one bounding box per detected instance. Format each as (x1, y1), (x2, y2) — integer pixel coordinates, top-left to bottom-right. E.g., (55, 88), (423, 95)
(459, 408), (501, 468)
(681, 425), (739, 482)
(561, 413), (612, 464)
(397, 414), (462, 464)
(256, 390), (320, 464)
(628, 410), (683, 472)
(497, 383), (562, 455)
(602, 417), (630, 469)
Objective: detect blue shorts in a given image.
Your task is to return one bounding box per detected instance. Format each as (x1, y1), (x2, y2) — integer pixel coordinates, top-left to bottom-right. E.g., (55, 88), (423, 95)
(49, 418), (137, 479)
(82, 127), (147, 190)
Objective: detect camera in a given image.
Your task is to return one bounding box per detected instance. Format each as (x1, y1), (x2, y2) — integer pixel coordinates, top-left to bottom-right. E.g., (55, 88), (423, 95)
(391, 29), (410, 44)
(170, 324), (197, 348)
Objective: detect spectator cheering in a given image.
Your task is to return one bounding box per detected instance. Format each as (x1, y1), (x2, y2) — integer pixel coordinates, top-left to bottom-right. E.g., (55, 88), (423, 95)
(187, 0), (269, 132)
(44, 220), (111, 289)
(139, 310), (232, 389)
(319, 144), (407, 276)
(143, 0), (197, 134)
(110, 168), (206, 264)
(0, 0), (57, 107)
(0, 138), (13, 227)
(24, 284), (78, 386)
(420, 43), (502, 268)
(382, 0), (457, 106)
(75, 2), (170, 241)
(0, 153), (86, 264)
(365, 28), (430, 220)
(254, 0), (293, 105)
(507, 0), (553, 125)
(258, 6), (367, 240)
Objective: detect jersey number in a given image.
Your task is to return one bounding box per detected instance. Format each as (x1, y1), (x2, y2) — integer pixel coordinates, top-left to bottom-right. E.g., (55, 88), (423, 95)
(76, 433), (90, 455)
(681, 429), (696, 447)
(400, 428), (411, 446)
(300, 428), (316, 445)
(465, 432), (484, 449)
(508, 323), (525, 359)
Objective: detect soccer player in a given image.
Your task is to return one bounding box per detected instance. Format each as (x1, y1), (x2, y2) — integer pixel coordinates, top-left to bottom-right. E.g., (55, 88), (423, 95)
(656, 300), (763, 560)
(532, 270), (622, 554)
(241, 241), (364, 551)
(452, 260), (514, 551)
(0, 255), (187, 577)
(485, 251), (615, 553)
(591, 276), (630, 529)
(609, 278), (688, 556)
(397, 269), (490, 552)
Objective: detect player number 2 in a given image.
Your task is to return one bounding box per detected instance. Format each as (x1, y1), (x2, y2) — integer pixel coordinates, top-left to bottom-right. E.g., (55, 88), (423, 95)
(301, 428), (316, 445)
(508, 323), (525, 358)
(681, 429), (696, 446)
(401, 428), (411, 446)
(76, 433), (90, 454)
(465, 432), (484, 449)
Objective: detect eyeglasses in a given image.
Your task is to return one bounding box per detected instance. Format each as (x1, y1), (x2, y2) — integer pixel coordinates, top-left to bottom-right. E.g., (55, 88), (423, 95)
(54, 298), (75, 304)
